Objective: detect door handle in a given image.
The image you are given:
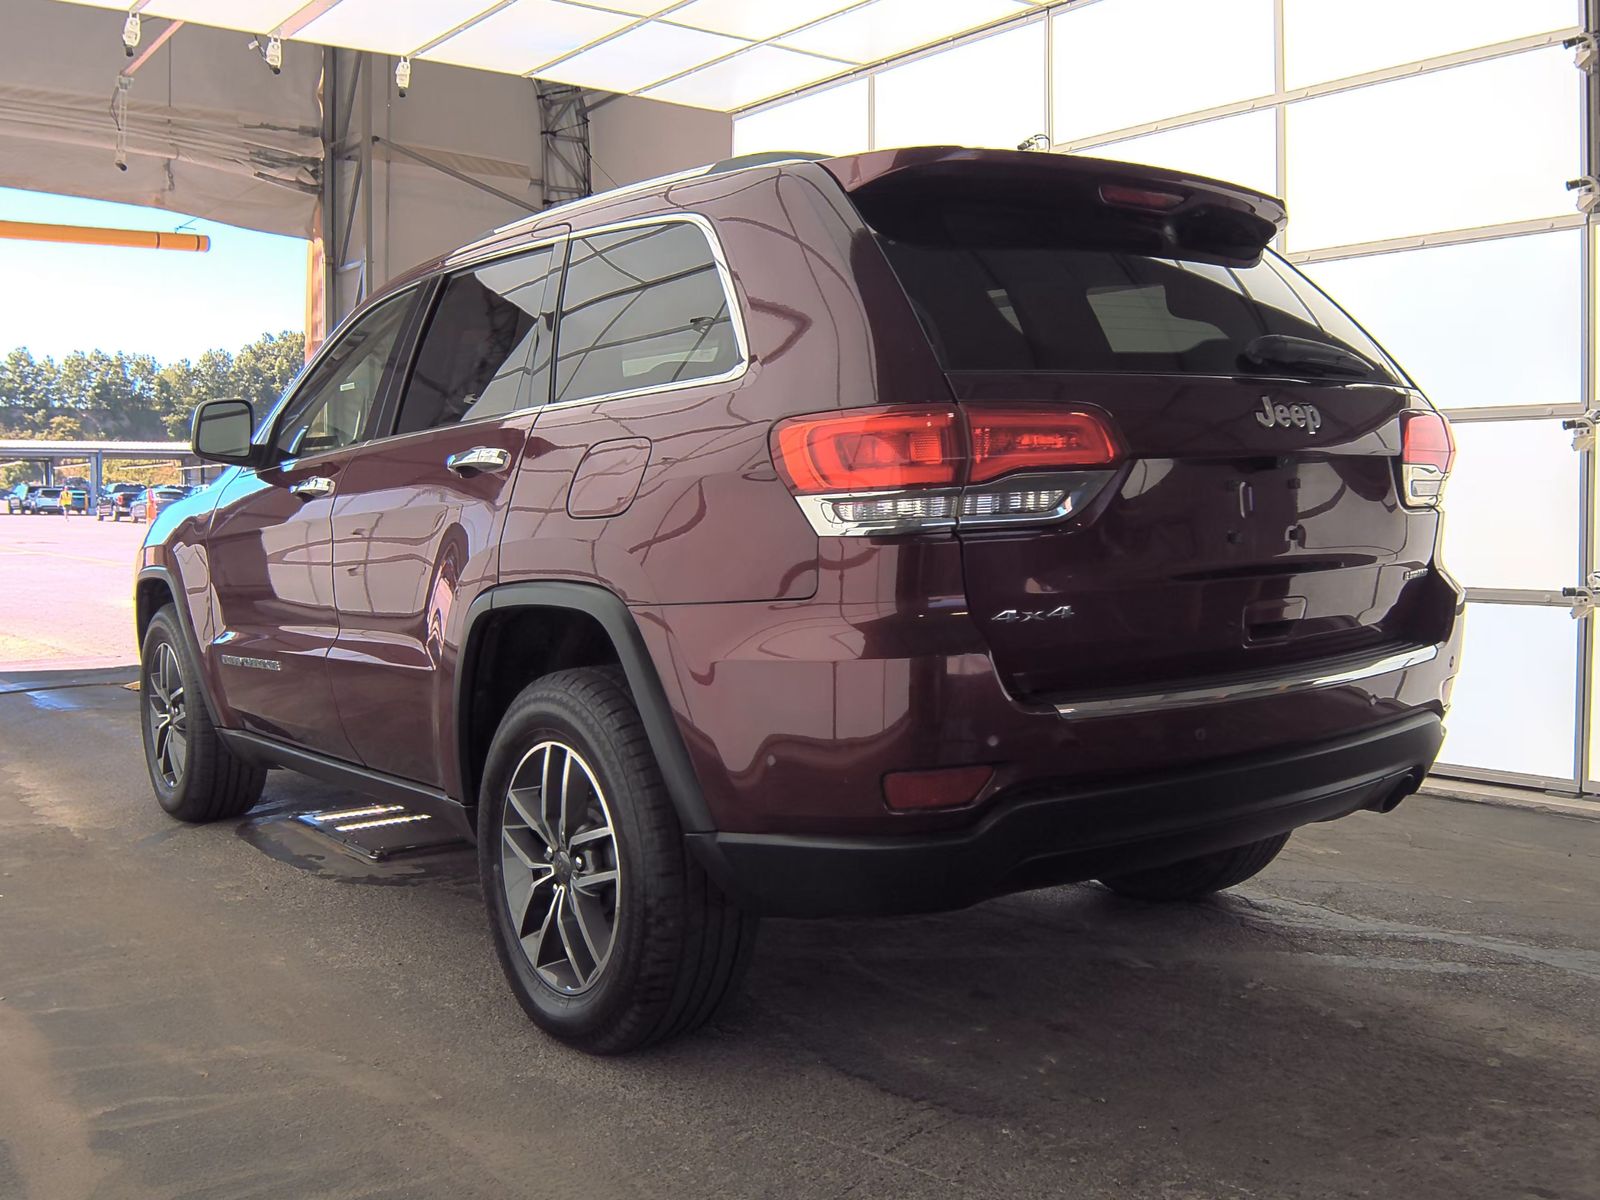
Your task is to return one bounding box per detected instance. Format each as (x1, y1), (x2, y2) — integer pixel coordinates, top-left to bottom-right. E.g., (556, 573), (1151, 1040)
(289, 476), (335, 499)
(445, 446), (512, 476)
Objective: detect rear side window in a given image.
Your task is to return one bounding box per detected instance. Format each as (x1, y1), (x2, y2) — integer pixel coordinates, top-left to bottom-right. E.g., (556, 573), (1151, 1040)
(394, 245), (556, 436)
(863, 191), (1400, 383)
(553, 222), (741, 405)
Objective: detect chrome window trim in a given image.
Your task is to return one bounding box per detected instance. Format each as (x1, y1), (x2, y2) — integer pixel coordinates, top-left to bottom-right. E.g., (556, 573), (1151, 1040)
(254, 281), (428, 461)
(1053, 643), (1441, 719)
(544, 212), (751, 413)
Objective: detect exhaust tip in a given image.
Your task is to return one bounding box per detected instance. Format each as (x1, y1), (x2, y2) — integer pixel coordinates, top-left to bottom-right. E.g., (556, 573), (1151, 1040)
(1368, 771), (1425, 814)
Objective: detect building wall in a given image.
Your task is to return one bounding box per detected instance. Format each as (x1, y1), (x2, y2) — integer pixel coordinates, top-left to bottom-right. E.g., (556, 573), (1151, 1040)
(589, 95), (733, 189)
(733, 0), (1593, 790)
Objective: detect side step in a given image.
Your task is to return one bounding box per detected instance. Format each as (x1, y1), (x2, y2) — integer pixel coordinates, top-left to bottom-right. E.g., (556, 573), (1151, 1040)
(295, 804), (465, 862)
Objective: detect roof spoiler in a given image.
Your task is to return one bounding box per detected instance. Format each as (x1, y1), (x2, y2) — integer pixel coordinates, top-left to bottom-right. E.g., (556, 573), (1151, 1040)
(821, 146), (1286, 265)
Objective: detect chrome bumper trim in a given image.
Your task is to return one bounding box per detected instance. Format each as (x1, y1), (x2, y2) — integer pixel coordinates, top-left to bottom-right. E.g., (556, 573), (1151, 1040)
(1053, 644), (1441, 719)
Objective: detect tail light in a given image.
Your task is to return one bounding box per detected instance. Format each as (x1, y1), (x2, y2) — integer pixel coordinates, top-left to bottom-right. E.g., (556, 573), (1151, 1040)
(1399, 408), (1455, 508)
(771, 404), (1122, 536)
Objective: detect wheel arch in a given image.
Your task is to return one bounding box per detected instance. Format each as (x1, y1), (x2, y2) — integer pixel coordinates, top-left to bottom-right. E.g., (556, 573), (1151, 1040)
(136, 565), (222, 726)
(455, 582), (713, 835)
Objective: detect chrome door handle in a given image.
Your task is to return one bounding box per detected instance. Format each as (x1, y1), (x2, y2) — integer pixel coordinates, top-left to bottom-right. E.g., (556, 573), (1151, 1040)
(445, 446), (511, 475)
(289, 476), (335, 499)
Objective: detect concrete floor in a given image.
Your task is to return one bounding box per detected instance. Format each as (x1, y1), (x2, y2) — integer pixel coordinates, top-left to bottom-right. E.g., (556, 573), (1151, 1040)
(1, 673), (1596, 1200)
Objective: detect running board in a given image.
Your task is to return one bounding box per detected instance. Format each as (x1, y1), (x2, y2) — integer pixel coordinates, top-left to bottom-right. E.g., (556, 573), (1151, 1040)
(219, 729), (476, 842)
(294, 803), (463, 862)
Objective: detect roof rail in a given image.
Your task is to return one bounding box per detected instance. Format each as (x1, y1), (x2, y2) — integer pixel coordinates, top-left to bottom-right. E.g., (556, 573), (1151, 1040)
(480, 151), (830, 244)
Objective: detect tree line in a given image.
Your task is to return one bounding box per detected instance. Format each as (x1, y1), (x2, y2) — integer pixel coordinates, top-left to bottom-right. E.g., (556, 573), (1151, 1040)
(0, 330), (305, 445)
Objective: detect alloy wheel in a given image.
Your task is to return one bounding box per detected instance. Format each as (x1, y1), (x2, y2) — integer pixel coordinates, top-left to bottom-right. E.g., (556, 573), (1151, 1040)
(146, 642), (188, 788)
(500, 741), (621, 994)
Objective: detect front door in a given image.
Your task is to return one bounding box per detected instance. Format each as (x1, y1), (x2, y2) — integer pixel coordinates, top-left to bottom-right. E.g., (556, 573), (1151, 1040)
(329, 240), (562, 787)
(206, 289), (417, 758)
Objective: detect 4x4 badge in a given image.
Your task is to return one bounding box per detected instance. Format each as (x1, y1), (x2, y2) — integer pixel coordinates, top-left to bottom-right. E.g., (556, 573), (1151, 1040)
(1254, 396), (1322, 433)
(992, 605), (1074, 623)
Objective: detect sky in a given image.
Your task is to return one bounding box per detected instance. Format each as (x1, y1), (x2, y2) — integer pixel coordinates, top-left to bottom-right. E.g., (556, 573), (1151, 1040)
(0, 188), (308, 365)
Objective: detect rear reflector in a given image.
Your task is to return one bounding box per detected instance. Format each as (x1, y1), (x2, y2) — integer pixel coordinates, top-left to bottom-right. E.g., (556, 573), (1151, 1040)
(1399, 408), (1455, 507)
(883, 765), (993, 811)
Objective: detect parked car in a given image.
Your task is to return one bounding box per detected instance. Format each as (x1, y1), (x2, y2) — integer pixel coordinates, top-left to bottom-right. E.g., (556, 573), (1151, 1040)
(138, 147), (1462, 1054)
(97, 483), (145, 521)
(129, 485), (190, 523)
(23, 486), (64, 514)
(5, 482), (43, 513)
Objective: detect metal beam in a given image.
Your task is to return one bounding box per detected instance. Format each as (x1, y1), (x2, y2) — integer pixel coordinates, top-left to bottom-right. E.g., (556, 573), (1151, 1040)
(537, 82), (591, 209)
(371, 136), (538, 212)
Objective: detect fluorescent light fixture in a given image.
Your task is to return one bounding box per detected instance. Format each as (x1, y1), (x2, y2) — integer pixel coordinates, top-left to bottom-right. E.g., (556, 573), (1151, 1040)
(779, 0), (1031, 64)
(423, 0), (633, 73)
(537, 20), (747, 93)
(669, 0), (866, 42)
(141, 0), (307, 31)
(643, 44), (853, 109)
(295, 0), (503, 55)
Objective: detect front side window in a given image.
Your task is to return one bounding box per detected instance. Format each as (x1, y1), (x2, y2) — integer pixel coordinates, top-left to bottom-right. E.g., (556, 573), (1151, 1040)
(553, 222), (741, 406)
(271, 291), (414, 460)
(393, 245), (556, 437)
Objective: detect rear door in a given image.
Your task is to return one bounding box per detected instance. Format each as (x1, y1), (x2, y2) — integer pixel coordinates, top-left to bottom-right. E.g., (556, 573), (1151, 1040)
(328, 236), (563, 787)
(846, 155), (1449, 701)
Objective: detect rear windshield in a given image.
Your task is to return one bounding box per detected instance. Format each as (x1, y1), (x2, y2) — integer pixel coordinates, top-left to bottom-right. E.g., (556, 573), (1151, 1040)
(867, 199), (1401, 383)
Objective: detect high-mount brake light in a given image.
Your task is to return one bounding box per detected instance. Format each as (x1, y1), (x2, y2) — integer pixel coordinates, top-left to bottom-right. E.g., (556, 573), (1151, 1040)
(1099, 182), (1186, 212)
(771, 405), (1122, 536)
(1399, 408), (1455, 508)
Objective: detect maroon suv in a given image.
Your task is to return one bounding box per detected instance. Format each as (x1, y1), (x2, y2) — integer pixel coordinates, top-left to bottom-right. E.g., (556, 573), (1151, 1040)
(138, 147), (1461, 1054)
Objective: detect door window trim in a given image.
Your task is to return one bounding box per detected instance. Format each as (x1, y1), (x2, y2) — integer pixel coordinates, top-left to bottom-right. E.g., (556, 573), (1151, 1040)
(256, 282), (428, 469)
(363, 233), (569, 448)
(543, 212), (751, 415)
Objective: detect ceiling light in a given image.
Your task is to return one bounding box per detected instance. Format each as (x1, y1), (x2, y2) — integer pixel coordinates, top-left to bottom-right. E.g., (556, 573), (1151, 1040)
(122, 11), (140, 55)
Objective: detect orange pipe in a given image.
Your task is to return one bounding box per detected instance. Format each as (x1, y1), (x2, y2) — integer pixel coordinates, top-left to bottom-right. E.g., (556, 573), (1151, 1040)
(0, 220), (210, 252)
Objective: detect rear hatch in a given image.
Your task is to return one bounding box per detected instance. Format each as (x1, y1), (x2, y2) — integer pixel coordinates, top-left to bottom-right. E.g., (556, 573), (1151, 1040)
(830, 148), (1443, 701)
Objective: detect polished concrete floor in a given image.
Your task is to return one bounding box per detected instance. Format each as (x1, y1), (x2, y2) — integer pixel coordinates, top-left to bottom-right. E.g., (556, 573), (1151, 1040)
(1, 672), (1596, 1200)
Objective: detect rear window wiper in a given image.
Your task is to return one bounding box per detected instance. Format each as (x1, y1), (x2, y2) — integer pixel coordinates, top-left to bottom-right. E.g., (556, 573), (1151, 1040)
(1239, 333), (1376, 379)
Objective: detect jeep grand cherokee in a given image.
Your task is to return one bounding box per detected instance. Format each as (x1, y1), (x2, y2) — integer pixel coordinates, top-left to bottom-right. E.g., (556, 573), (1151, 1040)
(136, 147), (1461, 1054)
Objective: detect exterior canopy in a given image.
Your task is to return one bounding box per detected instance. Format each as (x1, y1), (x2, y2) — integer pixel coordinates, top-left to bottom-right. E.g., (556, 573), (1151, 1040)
(54, 0), (1059, 111)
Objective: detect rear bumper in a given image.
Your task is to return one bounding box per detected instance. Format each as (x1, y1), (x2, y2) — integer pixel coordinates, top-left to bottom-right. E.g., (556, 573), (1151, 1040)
(688, 710), (1442, 917)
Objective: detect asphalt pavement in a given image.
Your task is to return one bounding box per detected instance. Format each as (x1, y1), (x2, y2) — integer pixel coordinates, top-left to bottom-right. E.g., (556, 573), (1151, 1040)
(1, 671), (1597, 1200)
(0, 512), (145, 669)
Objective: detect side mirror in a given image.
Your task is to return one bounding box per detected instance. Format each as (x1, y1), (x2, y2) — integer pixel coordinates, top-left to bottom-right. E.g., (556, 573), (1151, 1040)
(191, 399), (260, 467)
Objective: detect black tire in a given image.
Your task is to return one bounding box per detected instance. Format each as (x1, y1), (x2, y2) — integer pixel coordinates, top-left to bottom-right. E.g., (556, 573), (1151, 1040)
(479, 665), (757, 1055)
(139, 605), (266, 823)
(1098, 833), (1291, 902)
